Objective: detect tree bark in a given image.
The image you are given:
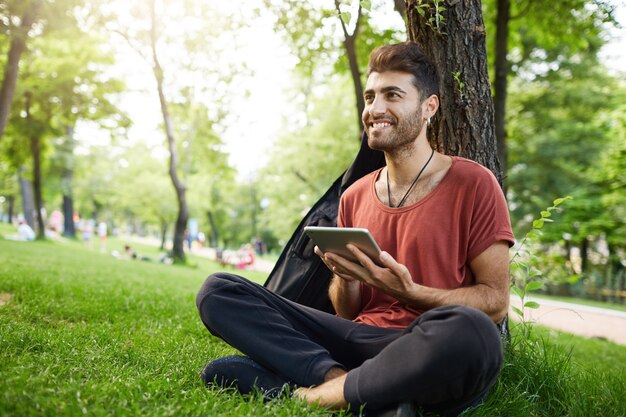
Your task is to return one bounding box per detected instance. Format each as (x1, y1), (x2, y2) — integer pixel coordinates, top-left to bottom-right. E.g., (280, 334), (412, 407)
(335, 0), (364, 132)
(18, 165), (35, 229)
(62, 195), (75, 237)
(150, 0), (188, 262)
(494, 0), (510, 182)
(207, 210), (219, 248)
(61, 125), (76, 237)
(24, 90), (45, 238)
(159, 220), (168, 251)
(406, 0), (503, 182)
(394, 0), (407, 21)
(7, 195), (15, 223)
(0, 1), (41, 141)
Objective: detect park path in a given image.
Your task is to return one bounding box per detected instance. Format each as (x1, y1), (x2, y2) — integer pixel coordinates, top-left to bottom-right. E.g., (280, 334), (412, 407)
(509, 296), (626, 346)
(122, 235), (626, 347)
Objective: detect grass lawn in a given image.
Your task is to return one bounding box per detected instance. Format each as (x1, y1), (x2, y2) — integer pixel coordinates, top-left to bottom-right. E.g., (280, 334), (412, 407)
(1, 230), (625, 416)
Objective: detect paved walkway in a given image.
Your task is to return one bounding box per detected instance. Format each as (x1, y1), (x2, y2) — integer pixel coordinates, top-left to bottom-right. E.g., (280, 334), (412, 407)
(509, 296), (626, 346)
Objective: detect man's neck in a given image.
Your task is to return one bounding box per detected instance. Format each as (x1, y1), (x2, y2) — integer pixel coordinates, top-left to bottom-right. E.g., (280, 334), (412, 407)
(385, 137), (434, 186)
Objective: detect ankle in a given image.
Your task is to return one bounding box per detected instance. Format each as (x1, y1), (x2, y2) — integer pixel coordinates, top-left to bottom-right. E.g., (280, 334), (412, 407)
(324, 366), (347, 382)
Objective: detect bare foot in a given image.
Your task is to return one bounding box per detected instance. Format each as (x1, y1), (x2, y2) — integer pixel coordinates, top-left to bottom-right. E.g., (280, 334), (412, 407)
(294, 371), (348, 409)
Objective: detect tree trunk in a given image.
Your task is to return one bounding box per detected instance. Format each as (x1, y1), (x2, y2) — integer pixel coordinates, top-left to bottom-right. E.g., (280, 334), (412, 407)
(394, 0), (407, 22)
(24, 91), (45, 238)
(150, 0), (188, 263)
(18, 165), (35, 229)
(580, 238), (589, 276)
(406, 0), (503, 181)
(0, 1), (41, 141)
(62, 195), (75, 237)
(159, 220), (168, 250)
(335, 0), (364, 132)
(61, 125), (76, 237)
(494, 0), (510, 183)
(30, 134), (44, 238)
(207, 210), (219, 248)
(7, 194), (15, 223)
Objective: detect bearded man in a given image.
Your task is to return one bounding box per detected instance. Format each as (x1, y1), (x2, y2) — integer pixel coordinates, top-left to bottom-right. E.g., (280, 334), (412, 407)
(196, 42), (514, 417)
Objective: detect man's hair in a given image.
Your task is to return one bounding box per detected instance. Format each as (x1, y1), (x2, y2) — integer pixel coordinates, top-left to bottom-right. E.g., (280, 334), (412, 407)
(366, 42), (440, 100)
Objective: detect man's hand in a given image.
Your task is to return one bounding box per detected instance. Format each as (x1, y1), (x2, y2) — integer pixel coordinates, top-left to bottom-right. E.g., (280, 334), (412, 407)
(323, 244), (418, 303)
(320, 241), (511, 323)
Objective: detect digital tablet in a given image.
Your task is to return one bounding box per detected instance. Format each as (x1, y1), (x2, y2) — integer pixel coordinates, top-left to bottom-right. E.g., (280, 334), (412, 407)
(303, 226), (382, 264)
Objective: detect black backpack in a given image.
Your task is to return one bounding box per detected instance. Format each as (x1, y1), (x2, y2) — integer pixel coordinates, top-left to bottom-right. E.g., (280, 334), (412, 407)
(263, 133), (384, 313)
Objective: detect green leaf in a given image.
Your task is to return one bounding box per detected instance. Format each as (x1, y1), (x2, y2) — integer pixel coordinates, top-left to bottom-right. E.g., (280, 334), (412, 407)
(416, 7), (425, 16)
(510, 286), (524, 298)
(360, 0), (371, 11)
(543, 218), (554, 223)
(532, 219), (545, 229)
(540, 210), (551, 218)
(526, 230), (542, 239)
(512, 306), (524, 317)
(526, 281), (544, 291)
(340, 12), (351, 24)
(553, 196), (572, 206)
(524, 301), (540, 309)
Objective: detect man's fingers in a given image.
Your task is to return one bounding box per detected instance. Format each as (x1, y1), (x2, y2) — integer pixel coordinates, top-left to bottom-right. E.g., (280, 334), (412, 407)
(378, 251), (409, 277)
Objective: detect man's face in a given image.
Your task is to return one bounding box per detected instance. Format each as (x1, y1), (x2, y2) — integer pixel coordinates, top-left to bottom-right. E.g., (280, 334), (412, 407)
(362, 71), (425, 152)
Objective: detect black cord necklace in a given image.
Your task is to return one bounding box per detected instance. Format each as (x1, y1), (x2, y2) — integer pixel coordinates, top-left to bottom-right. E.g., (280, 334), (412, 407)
(386, 148), (435, 208)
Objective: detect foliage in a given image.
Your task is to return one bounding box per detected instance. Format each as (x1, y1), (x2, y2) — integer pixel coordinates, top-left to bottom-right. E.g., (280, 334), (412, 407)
(258, 77), (360, 243)
(509, 196), (573, 337)
(482, 0), (616, 82)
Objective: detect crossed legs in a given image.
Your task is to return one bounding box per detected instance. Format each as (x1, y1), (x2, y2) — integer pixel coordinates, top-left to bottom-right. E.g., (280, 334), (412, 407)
(196, 273), (503, 415)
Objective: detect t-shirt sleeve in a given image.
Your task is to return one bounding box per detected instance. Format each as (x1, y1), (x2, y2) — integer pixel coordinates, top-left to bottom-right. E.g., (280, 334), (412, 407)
(467, 169), (515, 261)
(337, 193), (350, 228)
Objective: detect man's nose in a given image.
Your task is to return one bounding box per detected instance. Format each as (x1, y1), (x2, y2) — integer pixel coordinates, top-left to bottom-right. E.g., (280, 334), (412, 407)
(368, 95), (387, 116)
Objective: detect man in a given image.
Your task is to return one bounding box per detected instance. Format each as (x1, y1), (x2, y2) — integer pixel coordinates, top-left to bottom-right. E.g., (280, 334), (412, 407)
(196, 42), (514, 417)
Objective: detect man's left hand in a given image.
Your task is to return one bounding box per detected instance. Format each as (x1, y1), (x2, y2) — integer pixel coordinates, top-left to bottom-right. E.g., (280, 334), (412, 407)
(323, 244), (417, 302)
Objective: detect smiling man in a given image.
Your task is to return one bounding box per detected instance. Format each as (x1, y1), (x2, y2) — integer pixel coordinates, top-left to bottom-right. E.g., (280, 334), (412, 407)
(195, 42), (514, 417)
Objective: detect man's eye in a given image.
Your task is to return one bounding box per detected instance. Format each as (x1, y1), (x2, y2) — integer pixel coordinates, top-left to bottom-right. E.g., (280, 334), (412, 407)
(364, 95), (374, 103)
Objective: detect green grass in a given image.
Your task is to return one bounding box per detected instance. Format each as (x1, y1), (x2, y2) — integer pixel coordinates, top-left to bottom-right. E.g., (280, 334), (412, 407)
(1, 235), (625, 416)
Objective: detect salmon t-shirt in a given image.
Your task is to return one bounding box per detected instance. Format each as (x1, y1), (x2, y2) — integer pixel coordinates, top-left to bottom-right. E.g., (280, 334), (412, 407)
(338, 156), (515, 329)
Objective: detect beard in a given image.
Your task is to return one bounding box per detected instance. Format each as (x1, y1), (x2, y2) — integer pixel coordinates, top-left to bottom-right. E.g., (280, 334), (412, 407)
(365, 107), (425, 156)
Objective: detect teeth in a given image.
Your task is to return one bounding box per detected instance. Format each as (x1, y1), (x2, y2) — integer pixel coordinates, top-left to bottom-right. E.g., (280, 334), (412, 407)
(373, 122), (391, 128)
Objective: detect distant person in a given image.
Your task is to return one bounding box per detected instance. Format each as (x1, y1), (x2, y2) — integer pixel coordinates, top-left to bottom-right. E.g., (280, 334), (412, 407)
(81, 219), (94, 247)
(195, 42), (514, 416)
(17, 220), (35, 241)
(123, 244), (152, 262)
(98, 221), (108, 252)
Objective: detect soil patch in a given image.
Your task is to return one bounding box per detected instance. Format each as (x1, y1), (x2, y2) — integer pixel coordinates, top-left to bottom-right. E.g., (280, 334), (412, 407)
(0, 292), (13, 306)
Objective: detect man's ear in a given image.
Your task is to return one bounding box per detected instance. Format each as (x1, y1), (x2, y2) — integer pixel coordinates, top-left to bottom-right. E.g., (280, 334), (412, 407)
(423, 94), (439, 119)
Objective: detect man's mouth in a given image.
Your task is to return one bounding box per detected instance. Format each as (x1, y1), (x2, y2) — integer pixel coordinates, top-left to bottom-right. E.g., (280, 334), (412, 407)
(369, 119), (394, 129)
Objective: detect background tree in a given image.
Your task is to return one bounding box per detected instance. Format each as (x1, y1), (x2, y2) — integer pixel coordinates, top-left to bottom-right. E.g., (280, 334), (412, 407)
(0, 0), (85, 141)
(104, 0), (246, 262)
(484, 0), (616, 180)
(4, 24), (124, 238)
(264, 0), (404, 131)
(259, 77), (360, 242)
